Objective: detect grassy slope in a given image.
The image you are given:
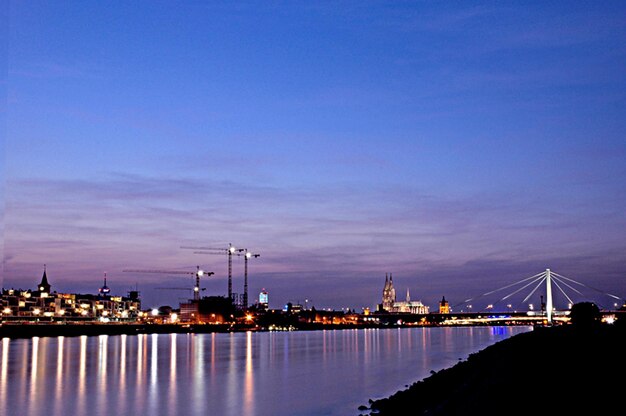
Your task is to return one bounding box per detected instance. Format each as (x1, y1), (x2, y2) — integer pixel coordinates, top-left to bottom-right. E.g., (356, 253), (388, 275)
(366, 324), (626, 415)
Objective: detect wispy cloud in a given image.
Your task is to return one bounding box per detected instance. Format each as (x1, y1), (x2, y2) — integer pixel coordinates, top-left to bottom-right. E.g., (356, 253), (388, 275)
(4, 172), (625, 307)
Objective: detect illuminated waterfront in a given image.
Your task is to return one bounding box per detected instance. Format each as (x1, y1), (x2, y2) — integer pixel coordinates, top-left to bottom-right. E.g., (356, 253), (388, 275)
(0, 327), (529, 416)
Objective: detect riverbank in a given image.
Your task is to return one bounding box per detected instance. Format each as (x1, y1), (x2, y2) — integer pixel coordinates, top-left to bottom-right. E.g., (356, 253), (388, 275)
(0, 321), (536, 339)
(0, 321), (378, 338)
(362, 322), (626, 415)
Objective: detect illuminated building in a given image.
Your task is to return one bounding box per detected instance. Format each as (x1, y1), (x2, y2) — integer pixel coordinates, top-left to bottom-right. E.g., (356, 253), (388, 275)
(381, 274), (429, 314)
(439, 296), (450, 314)
(180, 301), (199, 322)
(393, 288), (429, 314)
(180, 296), (236, 323)
(259, 289), (269, 310)
(382, 273), (396, 311)
(0, 267), (141, 322)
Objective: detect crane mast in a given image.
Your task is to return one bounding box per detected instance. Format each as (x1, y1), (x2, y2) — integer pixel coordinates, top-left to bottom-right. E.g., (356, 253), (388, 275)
(182, 243), (260, 309)
(243, 250), (260, 309)
(182, 243), (242, 302)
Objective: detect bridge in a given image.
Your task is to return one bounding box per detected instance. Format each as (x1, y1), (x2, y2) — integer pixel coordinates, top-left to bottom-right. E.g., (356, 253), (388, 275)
(439, 268), (625, 325)
(450, 268), (623, 324)
(370, 268), (625, 326)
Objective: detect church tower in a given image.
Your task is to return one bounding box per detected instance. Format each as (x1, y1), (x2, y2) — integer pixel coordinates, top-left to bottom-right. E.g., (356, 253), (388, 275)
(38, 265), (51, 293)
(439, 296), (450, 314)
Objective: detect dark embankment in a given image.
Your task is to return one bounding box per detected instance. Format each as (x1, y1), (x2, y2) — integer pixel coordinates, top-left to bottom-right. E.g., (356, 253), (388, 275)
(366, 323), (626, 415)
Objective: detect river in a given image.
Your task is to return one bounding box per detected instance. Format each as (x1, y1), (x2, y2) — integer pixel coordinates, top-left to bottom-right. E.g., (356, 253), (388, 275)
(0, 326), (530, 416)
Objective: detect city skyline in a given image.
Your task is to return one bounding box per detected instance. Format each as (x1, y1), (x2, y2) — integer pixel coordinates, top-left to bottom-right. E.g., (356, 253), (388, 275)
(2, 2), (626, 309)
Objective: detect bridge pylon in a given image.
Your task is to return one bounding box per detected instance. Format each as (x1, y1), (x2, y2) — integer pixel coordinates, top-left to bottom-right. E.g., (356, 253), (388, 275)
(545, 269), (553, 324)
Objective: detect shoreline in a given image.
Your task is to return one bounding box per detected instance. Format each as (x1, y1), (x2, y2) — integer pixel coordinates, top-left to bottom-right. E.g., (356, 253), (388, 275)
(361, 322), (626, 415)
(0, 321), (535, 339)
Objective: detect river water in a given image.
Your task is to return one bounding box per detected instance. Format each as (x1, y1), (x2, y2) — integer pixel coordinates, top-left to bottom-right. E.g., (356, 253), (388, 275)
(0, 326), (530, 416)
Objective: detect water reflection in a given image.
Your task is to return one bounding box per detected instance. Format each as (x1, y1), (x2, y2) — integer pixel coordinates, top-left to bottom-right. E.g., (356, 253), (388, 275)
(244, 331), (254, 416)
(119, 334), (127, 415)
(77, 336), (87, 416)
(168, 334), (177, 415)
(97, 335), (108, 412)
(1, 338), (8, 408)
(30, 337), (39, 396)
(54, 337), (64, 415)
(137, 333), (145, 391)
(0, 326), (530, 416)
(149, 333), (158, 415)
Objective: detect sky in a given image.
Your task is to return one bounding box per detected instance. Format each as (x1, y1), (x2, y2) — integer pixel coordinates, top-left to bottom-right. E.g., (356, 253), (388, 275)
(1, 1), (625, 311)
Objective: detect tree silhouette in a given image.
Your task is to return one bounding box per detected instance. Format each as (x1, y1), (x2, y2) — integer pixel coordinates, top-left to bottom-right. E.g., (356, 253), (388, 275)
(569, 302), (601, 327)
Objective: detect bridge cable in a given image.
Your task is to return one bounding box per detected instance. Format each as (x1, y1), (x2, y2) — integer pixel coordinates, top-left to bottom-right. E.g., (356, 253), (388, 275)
(459, 271), (546, 306)
(488, 275), (546, 311)
(550, 275), (584, 297)
(500, 275), (547, 302)
(552, 272), (622, 301)
(521, 276), (547, 304)
(550, 278), (575, 306)
(552, 275), (612, 310)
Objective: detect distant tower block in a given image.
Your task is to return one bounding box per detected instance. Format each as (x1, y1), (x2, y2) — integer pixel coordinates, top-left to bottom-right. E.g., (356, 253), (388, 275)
(439, 296), (450, 314)
(99, 273), (111, 296)
(259, 289), (269, 310)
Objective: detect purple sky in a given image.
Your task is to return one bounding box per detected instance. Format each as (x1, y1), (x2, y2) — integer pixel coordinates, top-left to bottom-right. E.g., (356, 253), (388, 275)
(2, 1), (625, 311)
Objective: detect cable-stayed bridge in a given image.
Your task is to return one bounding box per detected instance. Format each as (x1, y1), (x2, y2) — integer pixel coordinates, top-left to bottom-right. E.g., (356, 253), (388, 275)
(447, 268), (624, 325)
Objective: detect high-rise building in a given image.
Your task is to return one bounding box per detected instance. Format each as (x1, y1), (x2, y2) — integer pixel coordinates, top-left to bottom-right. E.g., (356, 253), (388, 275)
(259, 289), (269, 310)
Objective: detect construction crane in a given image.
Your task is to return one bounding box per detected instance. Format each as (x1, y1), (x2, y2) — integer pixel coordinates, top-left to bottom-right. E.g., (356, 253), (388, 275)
(155, 287), (206, 303)
(241, 250), (260, 310)
(156, 287), (207, 292)
(122, 266), (213, 301)
(181, 244), (242, 301)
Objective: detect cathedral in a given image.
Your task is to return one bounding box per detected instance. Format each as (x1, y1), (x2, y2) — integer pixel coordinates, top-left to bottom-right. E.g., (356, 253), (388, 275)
(381, 273), (429, 314)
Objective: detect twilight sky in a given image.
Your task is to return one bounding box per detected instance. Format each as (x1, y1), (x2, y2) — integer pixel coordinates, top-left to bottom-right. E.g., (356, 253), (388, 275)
(2, 1), (625, 311)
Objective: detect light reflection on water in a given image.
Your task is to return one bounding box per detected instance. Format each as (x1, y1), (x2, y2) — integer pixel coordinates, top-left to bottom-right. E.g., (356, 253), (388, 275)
(0, 326), (530, 416)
